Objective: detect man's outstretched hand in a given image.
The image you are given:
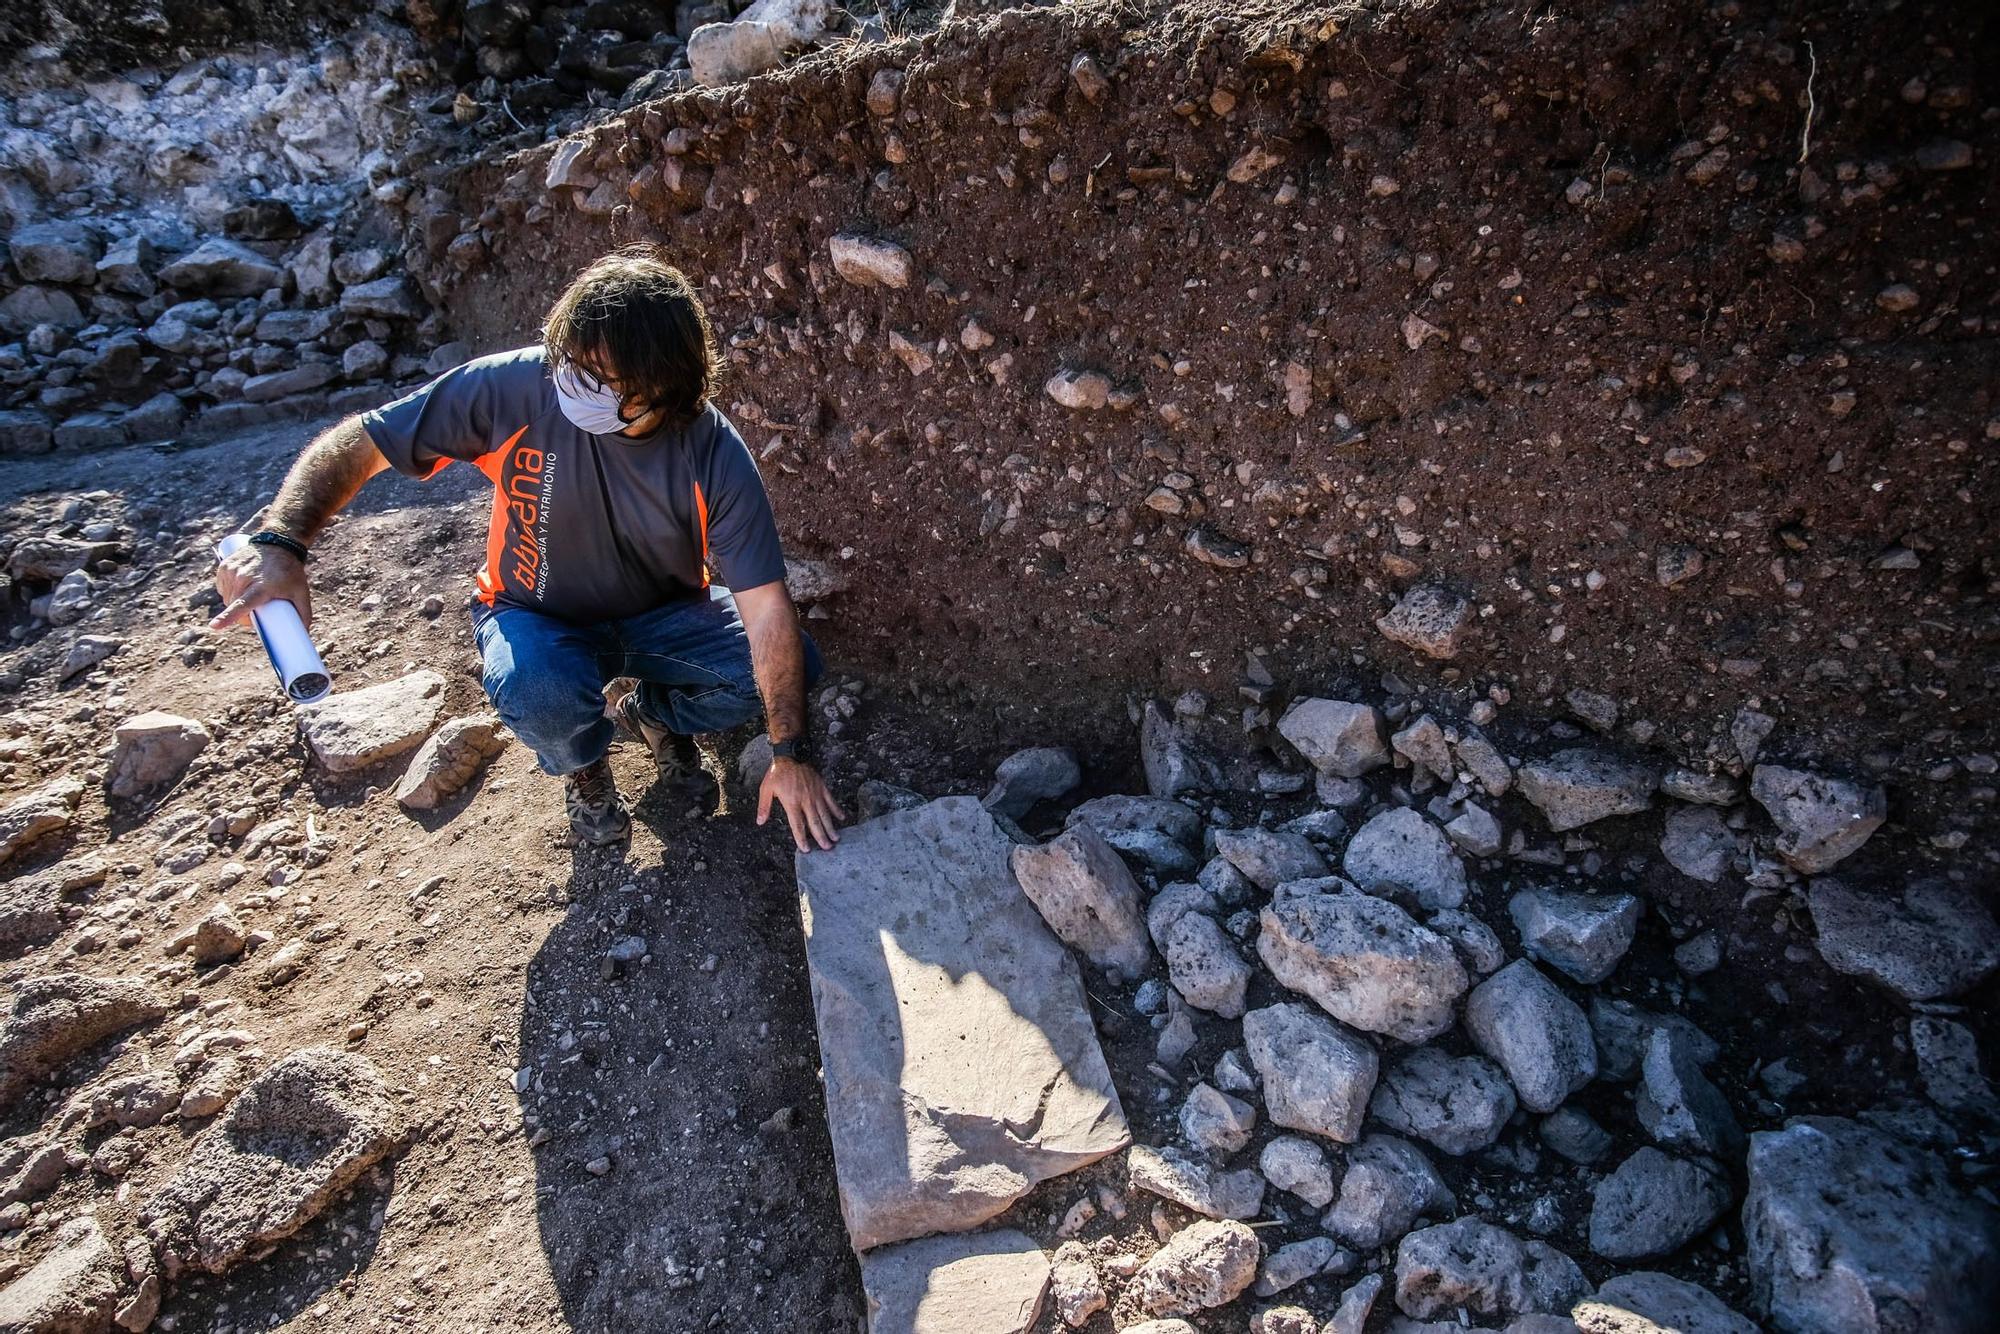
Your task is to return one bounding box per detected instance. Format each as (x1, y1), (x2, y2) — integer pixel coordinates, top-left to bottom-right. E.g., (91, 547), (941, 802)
(211, 543), (312, 632)
(758, 758), (847, 853)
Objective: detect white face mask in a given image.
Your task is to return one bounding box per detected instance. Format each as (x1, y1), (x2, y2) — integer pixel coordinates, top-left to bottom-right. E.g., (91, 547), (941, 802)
(553, 359), (634, 436)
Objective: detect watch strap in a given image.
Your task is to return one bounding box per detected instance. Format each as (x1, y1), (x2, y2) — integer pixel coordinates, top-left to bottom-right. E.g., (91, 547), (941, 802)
(249, 529), (310, 562)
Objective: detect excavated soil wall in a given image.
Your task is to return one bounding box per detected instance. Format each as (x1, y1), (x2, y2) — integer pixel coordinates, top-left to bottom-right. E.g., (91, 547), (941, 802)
(408, 0), (1995, 790)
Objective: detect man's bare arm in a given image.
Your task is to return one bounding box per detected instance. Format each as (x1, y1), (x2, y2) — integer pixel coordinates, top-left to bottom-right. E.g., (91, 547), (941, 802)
(211, 415), (391, 631)
(734, 579), (846, 851)
(262, 414), (392, 545)
(737, 580), (809, 745)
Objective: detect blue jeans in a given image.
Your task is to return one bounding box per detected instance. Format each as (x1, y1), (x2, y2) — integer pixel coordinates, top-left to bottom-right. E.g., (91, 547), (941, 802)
(473, 589), (824, 776)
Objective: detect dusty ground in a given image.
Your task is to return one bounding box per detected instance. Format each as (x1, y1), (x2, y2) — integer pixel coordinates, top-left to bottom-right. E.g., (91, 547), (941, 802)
(0, 418), (877, 1331)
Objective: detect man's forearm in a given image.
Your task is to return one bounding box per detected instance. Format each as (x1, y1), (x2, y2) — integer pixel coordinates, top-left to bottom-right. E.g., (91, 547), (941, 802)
(743, 595), (809, 745)
(262, 415), (390, 546)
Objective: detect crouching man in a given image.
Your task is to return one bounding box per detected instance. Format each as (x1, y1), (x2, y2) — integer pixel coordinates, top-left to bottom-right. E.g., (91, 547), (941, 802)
(212, 244), (846, 852)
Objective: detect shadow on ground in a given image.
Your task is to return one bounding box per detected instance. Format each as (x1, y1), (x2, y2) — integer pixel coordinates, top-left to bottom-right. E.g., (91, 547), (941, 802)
(517, 773), (863, 1331)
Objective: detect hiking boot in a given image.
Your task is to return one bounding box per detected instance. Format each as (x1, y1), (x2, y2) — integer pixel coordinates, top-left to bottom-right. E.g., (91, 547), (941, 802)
(611, 690), (704, 787)
(563, 757), (630, 846)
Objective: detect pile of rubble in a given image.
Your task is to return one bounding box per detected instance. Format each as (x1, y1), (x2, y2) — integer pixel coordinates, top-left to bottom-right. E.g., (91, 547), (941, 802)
(795, 682), (2000, 1331)
(0, 24), (467, 453)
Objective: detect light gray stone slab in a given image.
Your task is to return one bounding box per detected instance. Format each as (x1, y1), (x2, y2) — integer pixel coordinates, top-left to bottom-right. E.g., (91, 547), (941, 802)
(797, 797), (1130, 1252)
(860, 1228), (1049, 1334)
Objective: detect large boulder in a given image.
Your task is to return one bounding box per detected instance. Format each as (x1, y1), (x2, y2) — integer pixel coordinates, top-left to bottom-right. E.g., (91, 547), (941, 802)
(1276, 699), (1388, 777)
(1368, 1047), (1517, 1156)
(858, 1228), (1050, 1334)
(1340, 807), (1467, 910)
(0, 854), (105, 952)
(1588, 1148), (1733, 1259)
(1257, 879), (1467, 1042)
(0, 1212), (123, 1332)
(1516, 749), (1657, 831)
(157, 237), (286, 296)
(1750, 765), (1886, 873)
(142, 1048), (401, 1276)
(1574, 1272), (1758, 1334)
(0, 284), (85, 333)
(1806, 876), (2000, 1001)
(1009, 820), (1152, 979)
(392, 714), (510, 810)
(10, 220), (102, 285)
(1322, 1134), (1455, 1251)
(1132, 1220), (1260, 1318)
(0, 973), (165, 1104)
(298, 671), (448, 773)
(1242, 1002), (1378, 1143)
(1743, 1116), (1999, 1334)
(1464, 960), (1597, 1113)
(795, 798), (1128, 1252)
(1508, 886), (1642, 984)
(1393, 1217), (1588, 1321)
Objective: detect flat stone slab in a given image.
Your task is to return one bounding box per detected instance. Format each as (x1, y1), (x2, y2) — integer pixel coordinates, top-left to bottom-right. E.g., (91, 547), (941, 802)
(297, 670), (447, 773)
(860, 1229), (1049, 1334)
(797, 796), (1130, 1252)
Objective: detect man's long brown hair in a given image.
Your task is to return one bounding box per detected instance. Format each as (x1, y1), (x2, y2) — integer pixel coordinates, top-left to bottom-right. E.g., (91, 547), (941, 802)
(542, 243), (722, 428)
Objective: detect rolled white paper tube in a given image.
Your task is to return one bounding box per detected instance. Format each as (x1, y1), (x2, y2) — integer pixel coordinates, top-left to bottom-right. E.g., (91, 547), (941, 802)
(215, 533), (332, 704)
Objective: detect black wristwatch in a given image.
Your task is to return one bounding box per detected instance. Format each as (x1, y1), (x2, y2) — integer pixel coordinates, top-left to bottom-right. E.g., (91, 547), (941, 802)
(770, 735), (812, 765)
(249, 529), (311, 562)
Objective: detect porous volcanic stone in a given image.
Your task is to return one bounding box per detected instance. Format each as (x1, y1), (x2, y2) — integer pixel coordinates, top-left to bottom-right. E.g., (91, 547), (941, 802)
(0, 1212), (123, 1332)
(1743, 1116), (2000, 1334)
(1516, 749), (1657, 831)
(1257, 880), (1467, 1042)
(0, 972), (165, 1104)
(796, 797), (1129, 1252)
(1376, 584), (1471, 659)
(1009, 820), (1152, 979)
(1508, 886), (1642, 984)
(1806, 876), (2000, 1001)
(108, 711), (211, 798)
(1242, 1002), (1378, 1143)
(1749, 765), (1886, 873)
(1323, 1134), (1455, 1251)
(392, 713), (510, 810)
(1393, 1217), (1588, 1322)
(1369, 1046), (1518, 1156)
(1276, 699), (1388, 777)
(1340, 807), (1468, 910)
(1588, 1148), (1733, 1259)
(1132, 1219), (1260, 1318)
(298, 670), (447, 773)
(143, 1048), (401, 1276)
(1464, 960), (1597, 1113)
(1574, 1272), (1758, 1334)
(0, 776), (83, 868)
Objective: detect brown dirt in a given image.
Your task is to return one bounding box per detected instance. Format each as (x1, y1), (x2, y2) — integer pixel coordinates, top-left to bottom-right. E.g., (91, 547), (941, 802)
(414, 0), (1998, 806)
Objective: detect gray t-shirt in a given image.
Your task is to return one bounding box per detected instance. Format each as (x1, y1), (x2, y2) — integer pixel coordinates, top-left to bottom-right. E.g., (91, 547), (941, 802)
(360, 346), (786, 623)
